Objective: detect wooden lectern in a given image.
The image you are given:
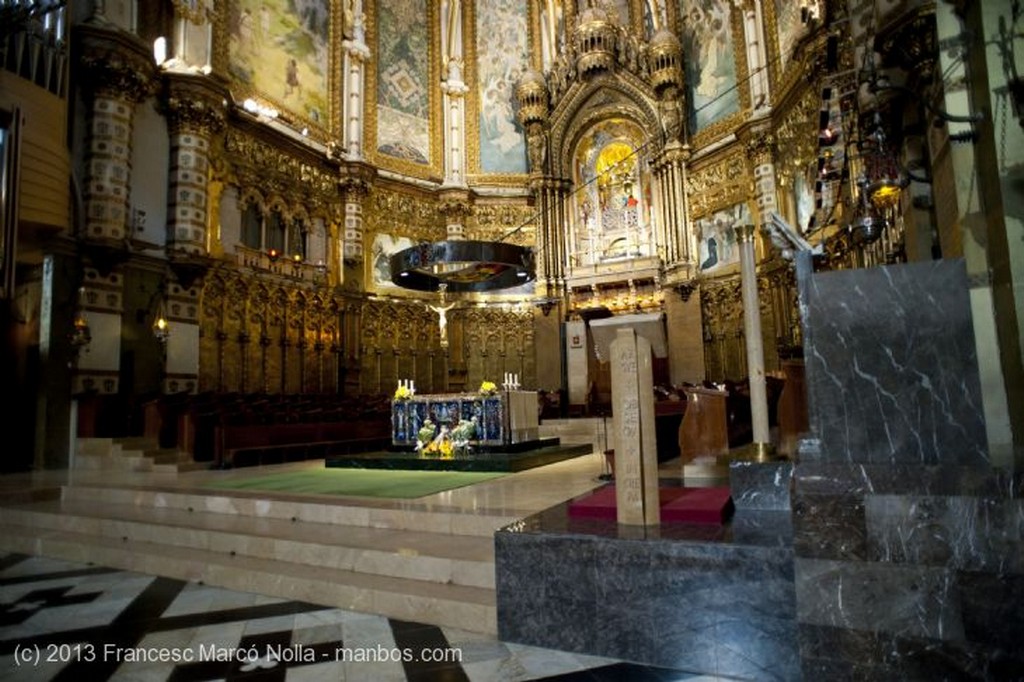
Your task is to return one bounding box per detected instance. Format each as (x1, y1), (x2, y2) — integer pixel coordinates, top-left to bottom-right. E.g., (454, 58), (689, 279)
(678, 386), (730, 463)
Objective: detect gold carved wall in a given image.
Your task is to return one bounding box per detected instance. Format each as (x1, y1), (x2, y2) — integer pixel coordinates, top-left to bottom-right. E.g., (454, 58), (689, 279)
(199, 271), (343, 394)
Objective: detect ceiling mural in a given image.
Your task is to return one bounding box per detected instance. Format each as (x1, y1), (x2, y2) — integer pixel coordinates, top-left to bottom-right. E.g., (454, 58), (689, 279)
(679, 0), (740, 134)
(375, 0), (431, 164)
(474, 0), (529, 174)
(226, 0), (330, 128)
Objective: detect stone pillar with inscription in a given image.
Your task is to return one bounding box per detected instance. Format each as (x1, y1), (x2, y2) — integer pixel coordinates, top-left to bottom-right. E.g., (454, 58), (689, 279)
(610, 328), (660, 526)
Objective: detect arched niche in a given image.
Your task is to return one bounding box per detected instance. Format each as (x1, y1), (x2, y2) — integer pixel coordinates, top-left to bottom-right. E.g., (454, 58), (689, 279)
(570, 118), (654, 268)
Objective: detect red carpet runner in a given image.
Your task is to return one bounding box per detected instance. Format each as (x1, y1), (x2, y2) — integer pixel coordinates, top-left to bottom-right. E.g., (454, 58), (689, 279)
(568, 485), (734, 524)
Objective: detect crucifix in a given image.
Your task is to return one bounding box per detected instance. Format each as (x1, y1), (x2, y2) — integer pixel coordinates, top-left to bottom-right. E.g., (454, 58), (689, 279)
(428, 283), (457, 348)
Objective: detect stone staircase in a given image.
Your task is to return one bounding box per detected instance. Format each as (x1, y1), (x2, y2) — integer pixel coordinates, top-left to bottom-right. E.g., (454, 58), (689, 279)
(538, 417), (607, 452)
(74, 436), (206, 474)
(0, 481), (515, 634)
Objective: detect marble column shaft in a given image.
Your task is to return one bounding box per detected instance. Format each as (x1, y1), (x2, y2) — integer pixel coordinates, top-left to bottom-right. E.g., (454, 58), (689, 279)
(734, 224), (770, 444)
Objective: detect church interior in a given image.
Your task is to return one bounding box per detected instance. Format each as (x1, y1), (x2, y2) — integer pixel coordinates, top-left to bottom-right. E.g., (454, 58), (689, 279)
(1, 0), (1022, 679)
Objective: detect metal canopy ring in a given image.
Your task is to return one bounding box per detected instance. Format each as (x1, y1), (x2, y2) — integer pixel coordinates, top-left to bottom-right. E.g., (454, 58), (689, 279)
(389, 240), (536, 292)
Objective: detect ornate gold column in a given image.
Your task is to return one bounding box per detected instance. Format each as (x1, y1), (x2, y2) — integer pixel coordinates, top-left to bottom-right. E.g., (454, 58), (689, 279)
(743, 122), (778, 231)
(163, 75), (227, 256)
(338, 164), (374, 288)
(532, 177), (569, 298)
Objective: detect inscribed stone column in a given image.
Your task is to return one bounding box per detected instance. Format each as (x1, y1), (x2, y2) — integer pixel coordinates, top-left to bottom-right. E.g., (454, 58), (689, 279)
(610, 328), (659, 526)
(733, 224), (771, 455)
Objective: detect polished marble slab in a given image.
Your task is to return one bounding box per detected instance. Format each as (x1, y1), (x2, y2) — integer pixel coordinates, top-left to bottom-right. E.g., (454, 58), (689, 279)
(790, 254), (1022, 679)
(495, 486), (799, 680)
(799, 257), (988, 466)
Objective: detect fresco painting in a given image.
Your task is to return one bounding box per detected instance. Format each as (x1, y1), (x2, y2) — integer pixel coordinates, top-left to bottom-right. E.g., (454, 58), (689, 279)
(680, 0), (739, 133)
(228, 0), (329, 126)
(477, 0), (529, 173)
(696, 202), (750, 273)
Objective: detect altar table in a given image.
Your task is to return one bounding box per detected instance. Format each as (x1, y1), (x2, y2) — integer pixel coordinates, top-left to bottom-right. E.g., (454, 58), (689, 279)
(392, 391), (539, 447)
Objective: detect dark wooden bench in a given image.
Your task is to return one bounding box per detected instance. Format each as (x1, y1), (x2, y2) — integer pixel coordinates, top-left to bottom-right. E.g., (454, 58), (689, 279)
(214, 420), (390, 468)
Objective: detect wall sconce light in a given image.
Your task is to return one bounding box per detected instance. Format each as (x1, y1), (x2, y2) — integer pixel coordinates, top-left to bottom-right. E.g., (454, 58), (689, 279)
(69, 286), (91, 350)
(267, 248), (280, 263)
(70, 313), (91, 349)
(152, 314), (170, 343)
(152, 296), (170, 344)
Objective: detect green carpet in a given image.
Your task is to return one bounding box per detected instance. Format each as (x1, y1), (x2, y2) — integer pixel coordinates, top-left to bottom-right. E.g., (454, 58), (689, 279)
(204, 468), (508, 499)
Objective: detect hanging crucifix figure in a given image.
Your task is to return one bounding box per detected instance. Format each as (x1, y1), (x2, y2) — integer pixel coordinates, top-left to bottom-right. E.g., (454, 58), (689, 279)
(428, 283), (457, 348)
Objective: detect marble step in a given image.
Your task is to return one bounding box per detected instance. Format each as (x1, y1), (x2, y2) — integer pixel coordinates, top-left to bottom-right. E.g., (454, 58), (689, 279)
(0, 523), (496, 634)
(60, 484), (517, 537)
(75, 437), (203, 474)
(2, 499), (495, 589)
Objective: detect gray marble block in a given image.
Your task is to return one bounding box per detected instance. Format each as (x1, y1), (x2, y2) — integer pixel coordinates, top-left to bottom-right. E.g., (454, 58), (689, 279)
(798, 257), (987, 466)
(729, 460), (793, 510)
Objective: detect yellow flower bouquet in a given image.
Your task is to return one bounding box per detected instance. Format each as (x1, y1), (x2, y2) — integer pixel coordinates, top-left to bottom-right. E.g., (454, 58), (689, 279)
(394, 384), (413, 400)
(479, 380), (498, 396)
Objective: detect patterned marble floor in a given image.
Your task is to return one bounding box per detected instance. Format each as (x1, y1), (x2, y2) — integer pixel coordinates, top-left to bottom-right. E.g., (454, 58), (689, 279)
(0, 444), (732, 680)
(0, 554), (726, 681)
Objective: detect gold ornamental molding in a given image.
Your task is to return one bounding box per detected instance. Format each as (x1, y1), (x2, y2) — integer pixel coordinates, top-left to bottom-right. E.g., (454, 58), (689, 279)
(224, 128), (340, 208)
(740, 123), (777, 165)
(686, 149), (748, 218)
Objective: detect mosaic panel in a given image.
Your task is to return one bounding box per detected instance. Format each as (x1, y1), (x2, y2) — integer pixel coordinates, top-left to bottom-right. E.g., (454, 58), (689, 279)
(376, 0), (430, 164)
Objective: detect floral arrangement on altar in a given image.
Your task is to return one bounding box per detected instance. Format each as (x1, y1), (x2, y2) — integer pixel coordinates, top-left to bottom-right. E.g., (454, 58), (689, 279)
(424, 436), (455, 459)
(416, 417), (476, 459)
(394, 379), (415, 400)
(479, 380), (498, 396)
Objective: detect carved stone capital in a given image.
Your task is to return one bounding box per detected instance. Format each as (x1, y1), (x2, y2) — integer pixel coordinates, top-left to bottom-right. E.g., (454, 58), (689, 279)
(75, 24), (157, 103)
(438, 189), (473, 220)
(163, 74), (229, 135)
(742, 127), (777, 165)
(339, 161), (376, 202)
